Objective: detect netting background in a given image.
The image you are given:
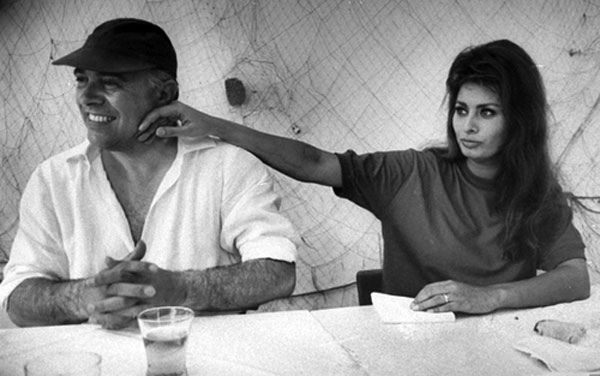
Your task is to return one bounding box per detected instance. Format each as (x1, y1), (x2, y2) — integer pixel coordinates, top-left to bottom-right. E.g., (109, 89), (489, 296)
(1, 0), (599, 310)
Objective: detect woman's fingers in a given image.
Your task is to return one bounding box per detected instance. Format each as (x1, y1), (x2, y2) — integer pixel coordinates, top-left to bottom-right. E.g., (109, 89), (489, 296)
(155, 123), (196, 138)
(411, 280), (460, 311)
(138, 102), (181, 132)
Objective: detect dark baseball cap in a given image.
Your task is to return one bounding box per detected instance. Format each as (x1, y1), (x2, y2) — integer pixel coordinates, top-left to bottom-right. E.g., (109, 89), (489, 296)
(52, 18), (177, 79)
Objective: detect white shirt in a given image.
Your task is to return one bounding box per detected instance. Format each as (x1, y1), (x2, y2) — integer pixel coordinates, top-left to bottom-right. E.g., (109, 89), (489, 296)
(0, 138), (298, 309)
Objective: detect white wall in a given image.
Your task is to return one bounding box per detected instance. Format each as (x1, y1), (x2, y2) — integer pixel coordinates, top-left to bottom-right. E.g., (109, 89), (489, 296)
(1, 0), (599, 311)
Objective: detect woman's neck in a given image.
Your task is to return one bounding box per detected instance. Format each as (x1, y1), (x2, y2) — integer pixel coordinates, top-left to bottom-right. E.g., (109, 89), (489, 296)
(466, 158), (499, 180)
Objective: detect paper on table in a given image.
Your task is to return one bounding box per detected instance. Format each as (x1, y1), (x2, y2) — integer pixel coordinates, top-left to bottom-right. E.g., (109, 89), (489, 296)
(514, 336), (600, 372)
(371, 292), (455, 323)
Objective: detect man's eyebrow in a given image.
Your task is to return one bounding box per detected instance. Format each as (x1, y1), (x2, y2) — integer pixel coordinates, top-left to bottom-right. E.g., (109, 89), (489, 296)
(97, 71), (128, 80)
(71, 68), (128, 81)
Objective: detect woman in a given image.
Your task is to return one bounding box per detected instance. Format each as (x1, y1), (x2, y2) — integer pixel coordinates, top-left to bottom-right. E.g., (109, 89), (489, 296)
(137, 39), (590, 314)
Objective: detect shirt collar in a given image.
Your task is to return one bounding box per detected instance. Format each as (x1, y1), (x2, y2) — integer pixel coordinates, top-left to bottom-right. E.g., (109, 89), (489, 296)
(64, 140), (97, 166)
(65, 136), (218, 165)
(458, 160), (497, 191)
(177, 136), (218, 155)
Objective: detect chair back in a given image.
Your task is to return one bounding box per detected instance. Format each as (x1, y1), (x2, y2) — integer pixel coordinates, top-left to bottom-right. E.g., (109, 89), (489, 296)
(356, 269), (383, 305)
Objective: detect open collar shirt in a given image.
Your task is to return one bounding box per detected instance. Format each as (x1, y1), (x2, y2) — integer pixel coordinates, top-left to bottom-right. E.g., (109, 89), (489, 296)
(0, 138), (297, 309)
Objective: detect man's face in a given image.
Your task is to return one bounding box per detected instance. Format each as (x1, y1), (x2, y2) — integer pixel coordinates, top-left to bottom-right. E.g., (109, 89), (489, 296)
(74, 69), (158, 151)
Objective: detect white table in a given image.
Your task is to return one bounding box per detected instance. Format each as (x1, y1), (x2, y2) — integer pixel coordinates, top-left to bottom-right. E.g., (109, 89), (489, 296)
(0, 310), (365, 375)
(1, 286), (599, 375)
(312, 285), (600, 376)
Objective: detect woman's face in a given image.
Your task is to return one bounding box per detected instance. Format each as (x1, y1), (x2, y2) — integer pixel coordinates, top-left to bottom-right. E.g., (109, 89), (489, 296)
(452, 82), (506, 179)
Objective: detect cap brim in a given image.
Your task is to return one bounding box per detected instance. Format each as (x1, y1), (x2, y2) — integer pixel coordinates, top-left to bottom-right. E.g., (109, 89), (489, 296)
(52, 47), (155, 73)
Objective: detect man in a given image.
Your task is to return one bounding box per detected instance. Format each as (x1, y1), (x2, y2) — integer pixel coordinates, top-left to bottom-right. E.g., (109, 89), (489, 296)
(0, 18), (297, 329)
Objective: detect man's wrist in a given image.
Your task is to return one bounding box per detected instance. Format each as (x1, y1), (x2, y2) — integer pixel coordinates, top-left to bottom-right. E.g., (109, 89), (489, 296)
(173, 271), (193, 308)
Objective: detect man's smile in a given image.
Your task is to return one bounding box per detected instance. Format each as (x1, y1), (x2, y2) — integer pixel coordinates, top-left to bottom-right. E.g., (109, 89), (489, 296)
(87, 113), (116, 123)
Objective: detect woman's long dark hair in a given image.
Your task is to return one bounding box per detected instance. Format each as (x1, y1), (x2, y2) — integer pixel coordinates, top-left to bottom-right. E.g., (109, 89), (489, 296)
(442, 39), (570, 260)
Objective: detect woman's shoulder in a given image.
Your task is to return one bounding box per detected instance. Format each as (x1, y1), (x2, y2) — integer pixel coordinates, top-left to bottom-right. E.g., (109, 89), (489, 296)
(378, 148), (450, 178)
(346, 148), (442, 166)
(335, 148), (452, 186)
(393, 147), (452, 172)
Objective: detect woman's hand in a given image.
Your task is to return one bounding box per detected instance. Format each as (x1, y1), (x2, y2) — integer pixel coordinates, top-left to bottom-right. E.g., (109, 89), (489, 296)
(137, 101), (216, 142)
(410, 280), (502, 314)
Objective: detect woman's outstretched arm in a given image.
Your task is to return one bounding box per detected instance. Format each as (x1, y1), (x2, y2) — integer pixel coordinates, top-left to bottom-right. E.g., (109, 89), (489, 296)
(138, 101), (342, 187)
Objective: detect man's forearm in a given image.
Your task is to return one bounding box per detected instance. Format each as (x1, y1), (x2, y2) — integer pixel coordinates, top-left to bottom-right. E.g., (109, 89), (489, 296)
(7, 277), (99, 327)
(180, 259), (295, 312)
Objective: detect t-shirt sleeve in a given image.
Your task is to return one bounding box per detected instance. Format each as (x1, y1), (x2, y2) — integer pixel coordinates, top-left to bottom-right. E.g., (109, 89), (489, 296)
(0, 165), (68, 311)
(219, 147), (298, 263)
(332, 149), (420, 219)
(537, 220), (586, 271)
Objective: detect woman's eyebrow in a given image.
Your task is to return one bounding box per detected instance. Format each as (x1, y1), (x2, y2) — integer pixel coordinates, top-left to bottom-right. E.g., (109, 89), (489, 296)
(477, 103), (501, 108)
(456, 100), (500, 107)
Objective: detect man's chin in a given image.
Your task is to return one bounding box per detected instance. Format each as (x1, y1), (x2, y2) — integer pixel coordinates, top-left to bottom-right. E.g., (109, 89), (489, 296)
(86, 132), (119, 151)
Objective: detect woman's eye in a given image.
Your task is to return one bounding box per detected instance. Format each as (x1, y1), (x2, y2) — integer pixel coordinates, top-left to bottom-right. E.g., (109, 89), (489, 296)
(454, 107), (467, 116)
(481, 108), (497, 118)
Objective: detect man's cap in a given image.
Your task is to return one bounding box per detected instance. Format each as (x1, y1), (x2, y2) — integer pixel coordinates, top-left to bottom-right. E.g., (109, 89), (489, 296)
(52, 18), (177, 79)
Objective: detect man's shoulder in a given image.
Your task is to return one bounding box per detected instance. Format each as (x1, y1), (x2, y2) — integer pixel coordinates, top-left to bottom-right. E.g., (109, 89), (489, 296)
(206, 139), (255, 157)
(187, 139), (264, 166)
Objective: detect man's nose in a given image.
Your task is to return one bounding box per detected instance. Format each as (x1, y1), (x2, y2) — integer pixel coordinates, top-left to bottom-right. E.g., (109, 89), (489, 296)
(78, 82), (103, 105)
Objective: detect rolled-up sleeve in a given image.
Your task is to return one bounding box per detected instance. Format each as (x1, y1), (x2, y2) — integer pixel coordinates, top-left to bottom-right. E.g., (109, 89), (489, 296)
(538, 221), (586, 271)
(219, 148), (298, 263)
(0, 166), (68, 310)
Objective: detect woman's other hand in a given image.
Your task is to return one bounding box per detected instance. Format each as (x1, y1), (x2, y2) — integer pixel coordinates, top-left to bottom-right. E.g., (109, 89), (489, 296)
(410, 280), (502, 314)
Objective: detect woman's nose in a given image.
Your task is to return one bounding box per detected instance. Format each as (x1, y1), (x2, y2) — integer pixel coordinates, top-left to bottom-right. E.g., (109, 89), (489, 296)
(465, 115), (478, 134)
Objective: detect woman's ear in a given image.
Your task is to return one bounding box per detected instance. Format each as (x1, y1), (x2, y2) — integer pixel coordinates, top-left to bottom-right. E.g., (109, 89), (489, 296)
(157, 79), (179, 105)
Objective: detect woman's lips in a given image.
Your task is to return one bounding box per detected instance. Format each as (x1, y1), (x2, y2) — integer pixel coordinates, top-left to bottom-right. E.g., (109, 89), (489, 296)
(460, 139), (481, 149)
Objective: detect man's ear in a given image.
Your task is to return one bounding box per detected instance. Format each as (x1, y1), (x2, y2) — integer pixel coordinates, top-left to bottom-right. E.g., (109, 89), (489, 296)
(157, 79), (179, 105)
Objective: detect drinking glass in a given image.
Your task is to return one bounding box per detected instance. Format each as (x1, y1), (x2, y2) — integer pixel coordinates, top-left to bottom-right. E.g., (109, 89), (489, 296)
(137, 306), (194, 376)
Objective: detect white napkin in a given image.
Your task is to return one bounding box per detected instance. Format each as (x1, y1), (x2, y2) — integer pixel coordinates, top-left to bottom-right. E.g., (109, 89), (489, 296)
(514, 336), (600, 372)
(371, 292), (455, 323)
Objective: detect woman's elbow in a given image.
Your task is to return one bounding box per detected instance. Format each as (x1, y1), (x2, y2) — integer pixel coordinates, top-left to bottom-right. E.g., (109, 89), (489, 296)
(567, 263), (591, 301)
(574, 275), (591, 301)
(277, 263), (296, 298)
(555, 258), (591, 302)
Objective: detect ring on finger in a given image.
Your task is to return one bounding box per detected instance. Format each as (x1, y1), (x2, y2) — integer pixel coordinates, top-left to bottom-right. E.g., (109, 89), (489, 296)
(443, 293), (449, 304)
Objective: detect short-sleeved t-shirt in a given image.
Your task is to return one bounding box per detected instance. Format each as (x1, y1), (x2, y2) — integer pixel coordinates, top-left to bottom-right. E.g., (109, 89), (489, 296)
(334, 149), (585, 297)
